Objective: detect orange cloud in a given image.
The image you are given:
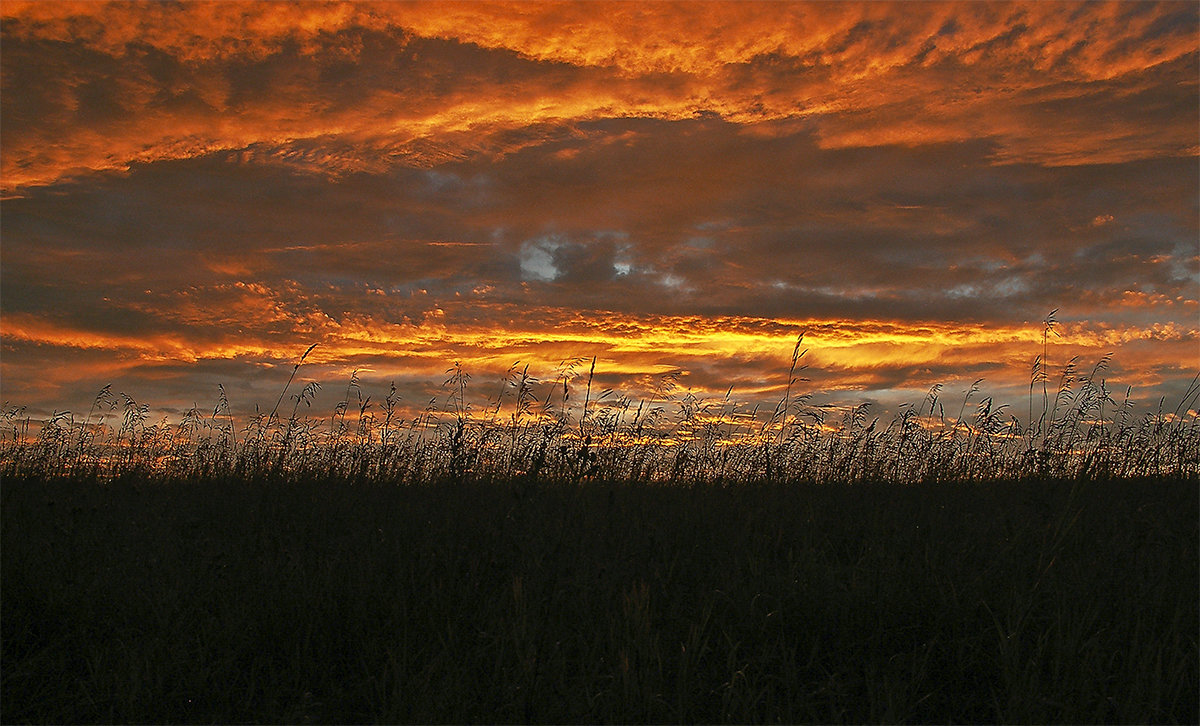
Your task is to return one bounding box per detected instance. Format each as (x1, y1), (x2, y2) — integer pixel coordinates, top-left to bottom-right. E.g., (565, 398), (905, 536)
(2, 1), (1195, 191)
(8, 299), (1193, 401)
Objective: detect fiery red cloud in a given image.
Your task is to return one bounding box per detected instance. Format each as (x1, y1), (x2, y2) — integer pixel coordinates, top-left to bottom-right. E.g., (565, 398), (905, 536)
(1, 1), (1196, 425)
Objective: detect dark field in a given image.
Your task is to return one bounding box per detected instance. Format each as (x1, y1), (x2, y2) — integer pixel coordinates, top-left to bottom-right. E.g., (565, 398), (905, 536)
(3, 472), (1196, 724)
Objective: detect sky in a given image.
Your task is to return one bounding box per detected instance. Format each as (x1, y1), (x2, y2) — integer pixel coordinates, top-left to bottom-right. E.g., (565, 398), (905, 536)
(2, 0), (1198, 430)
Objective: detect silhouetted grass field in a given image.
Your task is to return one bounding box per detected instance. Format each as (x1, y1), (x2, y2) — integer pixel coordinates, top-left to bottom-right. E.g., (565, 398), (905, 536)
(3, 472), (1197, 723)
(3, 347), (1198, 723)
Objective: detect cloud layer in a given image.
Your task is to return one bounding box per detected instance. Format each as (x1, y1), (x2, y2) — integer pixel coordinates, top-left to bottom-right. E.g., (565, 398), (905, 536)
(2, 1), (1196, 422)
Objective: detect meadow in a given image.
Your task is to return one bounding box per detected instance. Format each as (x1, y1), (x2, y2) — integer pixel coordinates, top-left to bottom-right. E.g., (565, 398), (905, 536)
(2, 345), (1198, 723)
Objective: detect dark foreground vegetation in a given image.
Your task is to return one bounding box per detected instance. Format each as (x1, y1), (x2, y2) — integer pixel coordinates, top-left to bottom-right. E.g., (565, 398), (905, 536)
(3, 471), (1197, 724)
(4, 339), (1199, 722)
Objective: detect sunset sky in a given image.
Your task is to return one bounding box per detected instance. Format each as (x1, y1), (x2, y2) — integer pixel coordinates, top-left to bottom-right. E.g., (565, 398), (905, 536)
(2, 1), (1197, 428)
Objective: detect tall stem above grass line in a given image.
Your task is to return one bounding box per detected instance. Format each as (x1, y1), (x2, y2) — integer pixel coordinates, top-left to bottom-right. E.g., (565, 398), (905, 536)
(580, 356), (596, 438)
(775, 334), (807, 446)
(1040, 309), (1060, 449)
(269, 343), (318, 428)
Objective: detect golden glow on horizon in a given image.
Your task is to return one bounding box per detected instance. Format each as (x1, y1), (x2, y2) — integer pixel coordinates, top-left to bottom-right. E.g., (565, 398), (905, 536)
(7, 307), (1196, 403)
